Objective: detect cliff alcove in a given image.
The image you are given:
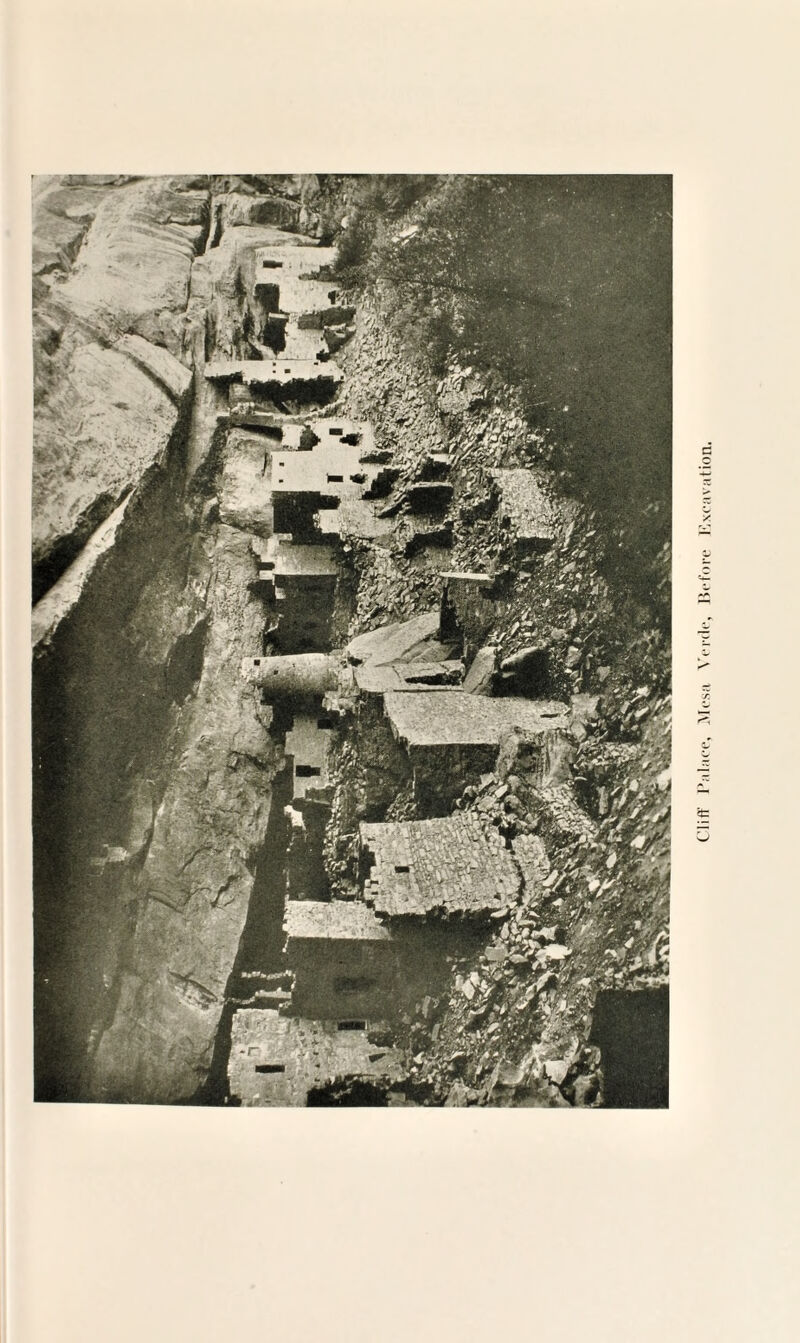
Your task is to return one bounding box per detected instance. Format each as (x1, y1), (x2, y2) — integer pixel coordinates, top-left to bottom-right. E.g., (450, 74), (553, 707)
(32, 174), (671, 1107)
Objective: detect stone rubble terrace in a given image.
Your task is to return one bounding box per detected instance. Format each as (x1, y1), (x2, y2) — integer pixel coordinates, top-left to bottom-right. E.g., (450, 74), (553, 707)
(359, 812), (521, 917)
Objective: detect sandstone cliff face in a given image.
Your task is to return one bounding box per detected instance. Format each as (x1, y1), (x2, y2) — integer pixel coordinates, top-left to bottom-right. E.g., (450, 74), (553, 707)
(32, 175), (322, 1102)
(88, 524), (279, 1104)
(32, 176), (208, 599)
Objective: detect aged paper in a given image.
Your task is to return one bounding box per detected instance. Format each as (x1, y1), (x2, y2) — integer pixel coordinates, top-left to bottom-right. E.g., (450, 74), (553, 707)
(2, 1), (798, 1338)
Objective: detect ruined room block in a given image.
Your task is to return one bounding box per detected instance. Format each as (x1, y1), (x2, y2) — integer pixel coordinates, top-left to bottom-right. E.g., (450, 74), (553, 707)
(283, 900), (396, 1020)
(347, 611), (443, 667)
(489, 467), (557, 555)
(405, 481), (454, 514)
(359, 812), (520, 918)
(317, 497), (395, 544)
(285, 712), (333, 804)
(438, 571), (499, 655)
(253, 243), (338, 280)
(346, 610), (462, 694)
(227, 1008), (404, 1106)
(204, 357), (343, 395)
(256, 535), (339, 652)
(498, 645), (552, 697)
(382, 688), (570, 808)
(269, 428), (387, 539)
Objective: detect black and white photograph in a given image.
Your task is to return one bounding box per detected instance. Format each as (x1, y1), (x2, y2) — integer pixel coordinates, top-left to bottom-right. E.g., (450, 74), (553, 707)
(31, 173), (672, 1107)
(5, 1), (800, 1338)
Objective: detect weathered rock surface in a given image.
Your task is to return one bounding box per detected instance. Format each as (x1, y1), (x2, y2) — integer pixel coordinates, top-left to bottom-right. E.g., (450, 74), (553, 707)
(49, 176), (208, 354)
(32, 176), (208, 600)
(32, 335), (193, 597)
(89, 525), (279, 1103)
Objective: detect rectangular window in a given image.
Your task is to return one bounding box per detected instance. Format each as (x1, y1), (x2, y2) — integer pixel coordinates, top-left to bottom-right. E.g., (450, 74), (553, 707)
(337, 1020), (366, 1032)
(295, 765), (321, 778)
(394, 864), (410, 874)
(255, 1064), (286, 1074)
(327, 474), (344, 484)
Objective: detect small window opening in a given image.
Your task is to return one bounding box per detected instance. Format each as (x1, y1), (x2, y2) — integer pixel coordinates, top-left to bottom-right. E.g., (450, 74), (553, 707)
(253, 658), (261, 666)
(328, 426), (343, 436)
(296, 765), (322, 778)
(337, 1020), (366, 1031)
(394, 864), (410, 874)
(255, 1064), (286, 1074)
(327, 474), (344, 484)
(317, 716), (334, 729)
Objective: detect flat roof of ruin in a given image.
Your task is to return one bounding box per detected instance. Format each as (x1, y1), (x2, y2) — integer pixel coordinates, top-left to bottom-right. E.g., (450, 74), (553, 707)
(383, 690), (570, 748)
(360, 812), (520, 917)
(284, 900), (392, 942)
